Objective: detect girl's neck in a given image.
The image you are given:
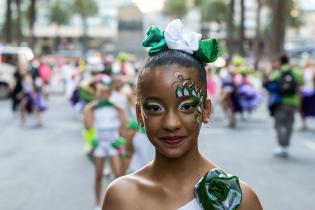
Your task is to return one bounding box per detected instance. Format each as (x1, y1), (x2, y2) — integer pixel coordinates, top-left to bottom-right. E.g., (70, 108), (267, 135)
(149, 147), (213, 184)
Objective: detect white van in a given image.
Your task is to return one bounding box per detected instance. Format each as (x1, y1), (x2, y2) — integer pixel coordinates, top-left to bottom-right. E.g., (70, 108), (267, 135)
(0, 46), (34, 98)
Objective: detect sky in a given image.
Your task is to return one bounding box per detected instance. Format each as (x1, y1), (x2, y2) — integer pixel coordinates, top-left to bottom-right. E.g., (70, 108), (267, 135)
(132, 0), (166, 13)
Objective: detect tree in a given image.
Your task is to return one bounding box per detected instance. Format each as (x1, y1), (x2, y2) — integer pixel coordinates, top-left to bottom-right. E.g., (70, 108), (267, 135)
(163, 0), (188, 18)
(73, 0), (98, 55)
(4, 0), (13, 43)
(226, 0), (235, 57)
(199, 0), (228, 37)
(238, 0), (245, 56)
(15, 0), (22, 46)
(50, 0), (71, 51)
(254, 0), (262, 69)
(28, 0), (37, 49)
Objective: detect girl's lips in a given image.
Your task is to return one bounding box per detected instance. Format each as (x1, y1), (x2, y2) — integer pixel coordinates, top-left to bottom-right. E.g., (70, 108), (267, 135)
(160, 136), (184, 145)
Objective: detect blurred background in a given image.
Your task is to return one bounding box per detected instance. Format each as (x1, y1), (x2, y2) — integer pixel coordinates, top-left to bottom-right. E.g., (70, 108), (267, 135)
(0, 0), (315, 210)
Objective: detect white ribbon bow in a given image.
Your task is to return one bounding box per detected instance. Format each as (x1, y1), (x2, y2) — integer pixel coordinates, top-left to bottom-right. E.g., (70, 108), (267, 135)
(164, 19), (202, 54)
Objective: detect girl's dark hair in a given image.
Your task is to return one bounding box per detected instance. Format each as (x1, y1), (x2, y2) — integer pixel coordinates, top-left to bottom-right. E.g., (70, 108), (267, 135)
(138, 50), (207, 97)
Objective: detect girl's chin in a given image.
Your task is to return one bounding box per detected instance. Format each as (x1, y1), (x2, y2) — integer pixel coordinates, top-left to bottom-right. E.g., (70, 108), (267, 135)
(158, 148), (189, 159)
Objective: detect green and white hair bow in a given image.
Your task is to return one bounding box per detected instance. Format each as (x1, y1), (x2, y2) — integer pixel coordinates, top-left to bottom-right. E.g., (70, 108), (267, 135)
(143, 19), (220, 63)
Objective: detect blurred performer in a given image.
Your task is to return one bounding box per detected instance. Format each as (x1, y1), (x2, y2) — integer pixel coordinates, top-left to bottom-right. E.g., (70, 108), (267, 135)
(19, 64), (46, 127)
(83, 78), (126, 210)
(121, 121), (154, 174)
(11, 65), (23, 112)
(265, 55), (303, 158)
(300, 56), (315, 130)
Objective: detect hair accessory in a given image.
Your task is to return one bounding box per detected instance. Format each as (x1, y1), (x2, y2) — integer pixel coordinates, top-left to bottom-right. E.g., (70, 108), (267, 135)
(142, 26), (167, 54)
(143, 19), (220, 63)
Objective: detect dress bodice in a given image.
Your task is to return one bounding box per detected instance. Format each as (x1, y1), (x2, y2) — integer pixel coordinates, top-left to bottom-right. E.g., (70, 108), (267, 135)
(177, 199), (203, 210)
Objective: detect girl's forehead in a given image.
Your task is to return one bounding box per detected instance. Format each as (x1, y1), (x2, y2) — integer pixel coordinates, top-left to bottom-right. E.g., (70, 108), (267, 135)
(146, 65), (198, 82)
(140, 65), (203, 98)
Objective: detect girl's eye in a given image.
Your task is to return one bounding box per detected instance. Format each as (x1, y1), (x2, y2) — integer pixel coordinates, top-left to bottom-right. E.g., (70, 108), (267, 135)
(180, 103), (193, 111)
(148, 105), (163, 112)
(179, 100), (199, 112)
(142, 102), (165, 114)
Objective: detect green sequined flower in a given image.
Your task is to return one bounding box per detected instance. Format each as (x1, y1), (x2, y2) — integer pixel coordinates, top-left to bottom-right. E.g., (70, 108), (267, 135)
(195, 168), (242, 210)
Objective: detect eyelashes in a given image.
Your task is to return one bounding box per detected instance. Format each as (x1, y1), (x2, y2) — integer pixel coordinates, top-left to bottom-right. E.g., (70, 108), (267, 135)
(142, 98), (200, 115)
(142, 101), (165, 114)
(178, 98), (200, 112)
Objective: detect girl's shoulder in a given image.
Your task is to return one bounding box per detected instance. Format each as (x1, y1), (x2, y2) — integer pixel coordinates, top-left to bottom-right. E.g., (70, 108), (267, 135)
(238, 181), (263, 210)
(102, 171), (154, 210)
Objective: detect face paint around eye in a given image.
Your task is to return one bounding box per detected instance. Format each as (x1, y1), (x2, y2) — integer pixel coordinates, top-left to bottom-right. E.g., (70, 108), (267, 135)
(142, 100), (165, 116)
(178, 98), (200, 112)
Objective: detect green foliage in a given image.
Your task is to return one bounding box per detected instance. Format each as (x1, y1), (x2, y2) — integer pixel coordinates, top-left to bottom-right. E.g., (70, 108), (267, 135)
(200, 0), (228, 23)
(73, 0), (98, 18)
(163, 0), (188, 18)
(50, 0), (71, 25)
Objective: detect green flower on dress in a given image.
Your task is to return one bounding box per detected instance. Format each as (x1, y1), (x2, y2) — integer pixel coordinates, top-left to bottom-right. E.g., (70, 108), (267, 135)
(195, 168), (242, 210)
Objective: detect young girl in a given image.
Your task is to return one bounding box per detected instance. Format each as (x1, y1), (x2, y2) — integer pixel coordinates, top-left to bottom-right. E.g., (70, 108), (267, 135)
(102, 19), (262, 210)
(83, 77), (127, 210)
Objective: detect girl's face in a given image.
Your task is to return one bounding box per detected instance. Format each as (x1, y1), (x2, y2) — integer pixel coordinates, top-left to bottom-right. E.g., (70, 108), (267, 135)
(95, 83), (111, 100)
(136, 65), (211, 158)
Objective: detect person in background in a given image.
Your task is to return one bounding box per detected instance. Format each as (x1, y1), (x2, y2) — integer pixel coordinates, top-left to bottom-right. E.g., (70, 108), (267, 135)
(83, 78), (127, 210)
(299, 55), (315, 130)
(266, 55), (303, 158)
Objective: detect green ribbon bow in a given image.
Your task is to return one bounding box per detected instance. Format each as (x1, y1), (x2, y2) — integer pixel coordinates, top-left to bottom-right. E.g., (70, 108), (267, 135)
(194, 168), (242, 210)
(142, 26), (220, 63)
(143, 26), (167, 55)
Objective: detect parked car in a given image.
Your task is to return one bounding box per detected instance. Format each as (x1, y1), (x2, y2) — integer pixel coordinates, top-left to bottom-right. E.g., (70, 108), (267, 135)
(0, 46), (34, 98)
(0, 63), (15, 98)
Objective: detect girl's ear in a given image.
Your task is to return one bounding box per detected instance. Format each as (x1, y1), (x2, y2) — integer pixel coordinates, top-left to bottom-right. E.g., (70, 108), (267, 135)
(136, 102), (144, 125)
(202, 99), (212, 123)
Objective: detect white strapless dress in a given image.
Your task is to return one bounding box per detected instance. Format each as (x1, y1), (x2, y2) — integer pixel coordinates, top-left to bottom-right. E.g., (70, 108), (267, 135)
(177, 199), (203, 210)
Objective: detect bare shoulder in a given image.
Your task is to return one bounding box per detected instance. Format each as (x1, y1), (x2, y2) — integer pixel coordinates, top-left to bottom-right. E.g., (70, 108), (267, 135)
(102, 175), (140, 210)
(238, 181), (263, 210)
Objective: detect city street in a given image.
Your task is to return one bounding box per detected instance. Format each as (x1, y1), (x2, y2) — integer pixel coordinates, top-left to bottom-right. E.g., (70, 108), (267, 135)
(0, 96), (315, 210)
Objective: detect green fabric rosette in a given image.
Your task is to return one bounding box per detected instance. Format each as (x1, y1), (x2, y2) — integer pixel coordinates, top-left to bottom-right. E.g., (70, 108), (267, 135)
(195, 168), (242, 210)
(142, 26), (167, 55)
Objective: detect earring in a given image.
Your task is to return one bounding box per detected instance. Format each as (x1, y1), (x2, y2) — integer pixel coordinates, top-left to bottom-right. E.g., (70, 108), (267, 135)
(137, 121), (144, 128)
(204, 118), (211, 128)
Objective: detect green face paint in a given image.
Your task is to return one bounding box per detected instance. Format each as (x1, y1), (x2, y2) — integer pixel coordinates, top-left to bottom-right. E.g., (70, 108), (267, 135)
(142, 100), (165, 117)
(174, 72), (204, 124)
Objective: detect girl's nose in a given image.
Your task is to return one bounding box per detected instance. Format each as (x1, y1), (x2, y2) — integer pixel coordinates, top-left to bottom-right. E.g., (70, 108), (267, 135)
(162, 109), (181, 131)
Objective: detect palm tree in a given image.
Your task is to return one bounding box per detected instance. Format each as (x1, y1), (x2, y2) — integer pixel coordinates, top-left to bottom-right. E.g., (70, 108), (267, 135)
(270, 0), (287, 58)
(50, 0), (71, 51)
(15, 0), (22, 46)
(28, 0), (37, 50)
(4, 0), (13, 43)
(238, 0), (245, 56)
(73, 0), (98, 55)
(254, 0), (262, 69)
(199, 0), (228, 38)
(163, 0), (188, 18)
(226, 0), (235, 57)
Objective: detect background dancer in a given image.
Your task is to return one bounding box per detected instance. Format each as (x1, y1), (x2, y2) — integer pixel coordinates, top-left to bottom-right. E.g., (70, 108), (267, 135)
(83, 78), (126, 210)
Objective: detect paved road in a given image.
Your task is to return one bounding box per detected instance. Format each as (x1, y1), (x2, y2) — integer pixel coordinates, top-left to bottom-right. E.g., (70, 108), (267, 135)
(0, 97), (314, 210)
